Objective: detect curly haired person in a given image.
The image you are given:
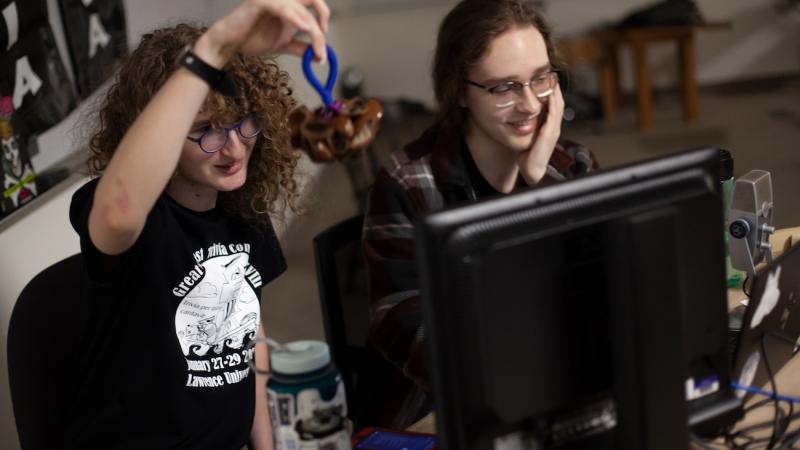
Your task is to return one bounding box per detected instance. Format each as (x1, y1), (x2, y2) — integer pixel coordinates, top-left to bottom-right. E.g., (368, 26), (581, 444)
(66, 0), (329, 448)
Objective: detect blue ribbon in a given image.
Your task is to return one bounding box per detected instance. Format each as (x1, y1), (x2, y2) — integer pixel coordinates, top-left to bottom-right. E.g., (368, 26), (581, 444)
(302, 44), (338, 109)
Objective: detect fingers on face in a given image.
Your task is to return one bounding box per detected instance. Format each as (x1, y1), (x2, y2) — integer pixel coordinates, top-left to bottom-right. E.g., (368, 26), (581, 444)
(554, 83), (564, 107)
(553, 85), (565, 117)
(540, 87), (564, 136)
(546, 84), (564, 122)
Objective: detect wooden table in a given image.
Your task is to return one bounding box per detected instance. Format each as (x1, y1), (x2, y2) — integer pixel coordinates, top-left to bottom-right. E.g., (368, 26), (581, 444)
(409, 227), (800, 442)
(559, 23), (732, 130)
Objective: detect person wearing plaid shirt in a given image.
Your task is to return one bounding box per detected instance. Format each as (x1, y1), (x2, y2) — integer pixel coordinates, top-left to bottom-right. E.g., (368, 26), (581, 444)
(362, 0), (599, 428)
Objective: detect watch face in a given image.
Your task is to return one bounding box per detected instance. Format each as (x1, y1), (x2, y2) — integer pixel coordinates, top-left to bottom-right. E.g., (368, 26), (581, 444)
(182, 51), (204, 68)
(177, 45), (193, 64)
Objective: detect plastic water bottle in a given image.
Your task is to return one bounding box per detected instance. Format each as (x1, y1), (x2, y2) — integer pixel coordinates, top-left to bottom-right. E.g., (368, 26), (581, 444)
(719, 149), (743, 287)
(252, 339), (351, 450)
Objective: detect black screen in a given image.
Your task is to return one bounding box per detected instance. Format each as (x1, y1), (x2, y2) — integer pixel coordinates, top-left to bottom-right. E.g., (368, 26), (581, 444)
(416, 148), (742, 450)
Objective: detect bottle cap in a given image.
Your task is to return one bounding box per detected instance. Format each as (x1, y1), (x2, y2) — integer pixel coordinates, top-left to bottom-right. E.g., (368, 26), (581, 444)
(269, 340), (331, 375)
(718, 148), (734, 181)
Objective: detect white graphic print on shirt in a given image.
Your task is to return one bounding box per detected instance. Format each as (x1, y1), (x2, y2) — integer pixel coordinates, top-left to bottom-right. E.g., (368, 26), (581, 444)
(173, 242), (264, 388)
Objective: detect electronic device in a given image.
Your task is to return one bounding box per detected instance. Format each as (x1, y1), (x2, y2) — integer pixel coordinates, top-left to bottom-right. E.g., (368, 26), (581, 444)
(731, 242), (800, 401)
(352, 427), (438, 450)
(415, 148), (743, 450)
(728, 169), (775, 276)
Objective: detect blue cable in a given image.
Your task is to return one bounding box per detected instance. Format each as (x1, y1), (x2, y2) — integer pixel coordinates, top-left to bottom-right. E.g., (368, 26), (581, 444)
(731, 382), (800, 403)
(302, 44), (338, 108)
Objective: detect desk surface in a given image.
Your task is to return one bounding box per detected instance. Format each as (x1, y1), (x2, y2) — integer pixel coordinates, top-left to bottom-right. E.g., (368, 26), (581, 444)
(409, 227), (800, 441)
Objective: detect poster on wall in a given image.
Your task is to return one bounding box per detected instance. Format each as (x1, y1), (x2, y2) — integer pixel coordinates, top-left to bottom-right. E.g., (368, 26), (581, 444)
(0, 24), (77, 135)
(0, 96), (37, 217)
(58, 0), (127, 98)
(0, 0), (48, 51)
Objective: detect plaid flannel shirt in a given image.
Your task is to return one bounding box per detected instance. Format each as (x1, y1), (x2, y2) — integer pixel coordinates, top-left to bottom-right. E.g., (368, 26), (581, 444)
(362, 125), (598, 426)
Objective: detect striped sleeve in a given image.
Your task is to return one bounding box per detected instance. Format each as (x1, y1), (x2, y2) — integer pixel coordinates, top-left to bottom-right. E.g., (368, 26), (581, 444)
(362, 168), (431, 390)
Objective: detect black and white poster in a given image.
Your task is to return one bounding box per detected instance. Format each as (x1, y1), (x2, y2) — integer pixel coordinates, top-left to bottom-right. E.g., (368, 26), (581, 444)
(0, 0), (48, 51)
(0, 96), (37, 217)
(58, 0), (127, 98)
(0, 0), (77, 135)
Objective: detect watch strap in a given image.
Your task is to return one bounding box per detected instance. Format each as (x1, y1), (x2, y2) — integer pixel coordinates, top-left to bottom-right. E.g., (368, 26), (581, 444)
(177, 45), (237, 97)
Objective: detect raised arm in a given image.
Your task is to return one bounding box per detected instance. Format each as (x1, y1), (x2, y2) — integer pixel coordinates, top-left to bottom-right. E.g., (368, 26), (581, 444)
(89, 0), (330, 255)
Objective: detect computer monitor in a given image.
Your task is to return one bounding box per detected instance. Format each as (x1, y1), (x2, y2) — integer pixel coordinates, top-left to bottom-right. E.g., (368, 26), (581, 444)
(415, 148), (742, 450)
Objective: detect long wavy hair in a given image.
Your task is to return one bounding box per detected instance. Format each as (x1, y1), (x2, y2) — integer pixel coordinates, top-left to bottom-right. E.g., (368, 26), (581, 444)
(432, 0), (561, 134)
(87, 24), (300, 225)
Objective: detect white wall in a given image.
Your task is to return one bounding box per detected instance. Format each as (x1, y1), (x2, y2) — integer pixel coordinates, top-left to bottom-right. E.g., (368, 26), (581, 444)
(315, 0), (800, 107)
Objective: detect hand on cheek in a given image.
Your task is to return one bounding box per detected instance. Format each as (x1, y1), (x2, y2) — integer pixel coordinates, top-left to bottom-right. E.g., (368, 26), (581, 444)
(517, 83), (564, 185)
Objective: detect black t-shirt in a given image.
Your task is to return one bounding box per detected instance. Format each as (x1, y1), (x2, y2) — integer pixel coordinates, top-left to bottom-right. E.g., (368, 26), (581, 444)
(461, 143), (525, 199)
(65, 178), (286, 450)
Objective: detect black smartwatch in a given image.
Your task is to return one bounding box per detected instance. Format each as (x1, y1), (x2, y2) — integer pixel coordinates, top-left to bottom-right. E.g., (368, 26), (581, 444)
(177, 45), (237, 97)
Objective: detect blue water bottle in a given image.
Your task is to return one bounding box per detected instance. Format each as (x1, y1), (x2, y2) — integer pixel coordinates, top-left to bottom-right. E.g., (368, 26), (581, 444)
(252, 339), (351, 450)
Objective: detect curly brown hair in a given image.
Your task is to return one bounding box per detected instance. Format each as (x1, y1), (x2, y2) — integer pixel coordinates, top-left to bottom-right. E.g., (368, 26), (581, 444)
(87, 23), (300, 225)
(432, 0), (561, 134)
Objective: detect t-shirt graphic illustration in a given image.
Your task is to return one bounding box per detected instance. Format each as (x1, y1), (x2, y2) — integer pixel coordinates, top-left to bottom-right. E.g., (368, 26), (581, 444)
(174, 242), (263, 388)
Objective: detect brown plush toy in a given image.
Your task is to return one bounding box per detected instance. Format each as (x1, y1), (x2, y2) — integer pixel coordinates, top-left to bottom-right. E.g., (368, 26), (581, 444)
(289, 97), (383, 163)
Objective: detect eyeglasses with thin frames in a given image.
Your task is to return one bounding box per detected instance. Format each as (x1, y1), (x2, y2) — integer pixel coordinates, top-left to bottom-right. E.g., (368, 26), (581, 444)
(186, 115), (262, 154)
(467, 70), (559, 108)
